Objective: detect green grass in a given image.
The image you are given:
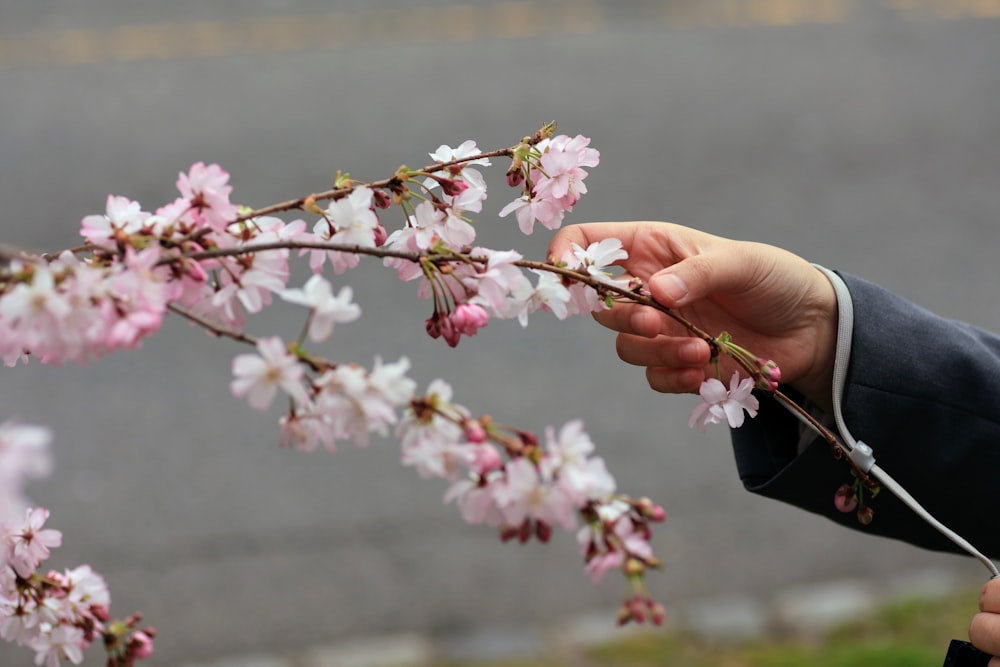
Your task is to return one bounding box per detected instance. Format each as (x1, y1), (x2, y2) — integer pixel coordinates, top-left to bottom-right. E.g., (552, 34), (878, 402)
(440, 588), (981, 667)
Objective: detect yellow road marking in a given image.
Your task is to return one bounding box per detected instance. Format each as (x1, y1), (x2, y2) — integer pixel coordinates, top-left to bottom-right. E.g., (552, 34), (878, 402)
(0, 0), (994, 69)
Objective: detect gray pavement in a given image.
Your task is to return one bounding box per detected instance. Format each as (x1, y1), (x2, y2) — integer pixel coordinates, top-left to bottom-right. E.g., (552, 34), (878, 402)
(2, 1), (1000, 664)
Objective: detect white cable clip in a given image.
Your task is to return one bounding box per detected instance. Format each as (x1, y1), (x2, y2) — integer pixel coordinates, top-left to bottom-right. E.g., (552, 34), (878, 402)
(848, 440), (876, 474)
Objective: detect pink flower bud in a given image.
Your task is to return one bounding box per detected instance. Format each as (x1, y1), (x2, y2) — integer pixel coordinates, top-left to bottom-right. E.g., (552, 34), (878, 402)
(856, 506), (874, 525)
(425, 314), (442, 339)
(649, 600), (667, 626)
(636, 497), (666, 522)
(464, 419), (488, 444)
(627, 594), (647, 624)
(834, 484), (857, 512)
(130, 630), (155, 660)
(450, 303), (489, 336)
(440, 177), (469, 197)
(756, 358), (782, 391)
(506, 165), (525, 188)
(372, 189), (392, 209)
(441, 318), (461, 347)
(373, 223), (388, 246)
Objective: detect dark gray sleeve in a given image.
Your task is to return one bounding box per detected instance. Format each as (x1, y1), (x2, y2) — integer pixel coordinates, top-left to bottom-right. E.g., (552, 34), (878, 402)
(731, 272), (1000, 557)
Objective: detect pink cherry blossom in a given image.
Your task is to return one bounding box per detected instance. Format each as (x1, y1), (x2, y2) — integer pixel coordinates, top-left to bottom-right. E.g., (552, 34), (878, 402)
(175, 162), (239, 231)
(444, 473), (504, 526)
(280, 275), (360, 342)
(4, 507), (62, 579)
(310, 356), (416, 448)
(688, 371), (760, 431)
(80, 195), (149, 249)
(493, 459), (576, 531)
(308, 186), (379, 274)
(569, 238), (629, 287)
(31, 623), (86, 667)
(230, 337), (309, 411)
(498, 195), (563, 235)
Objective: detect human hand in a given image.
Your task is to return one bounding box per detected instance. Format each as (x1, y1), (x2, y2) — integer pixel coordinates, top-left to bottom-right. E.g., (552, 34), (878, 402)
(548, 221), (838, 409)
(969, 578), (1000, 664)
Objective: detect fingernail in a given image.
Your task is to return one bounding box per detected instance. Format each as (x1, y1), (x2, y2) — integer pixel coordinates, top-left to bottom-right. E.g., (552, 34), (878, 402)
(657, 273), (688, 304)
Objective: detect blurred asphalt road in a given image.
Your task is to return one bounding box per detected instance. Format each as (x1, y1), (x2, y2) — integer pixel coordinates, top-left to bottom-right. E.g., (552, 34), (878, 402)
(2, 0), (1000, 664)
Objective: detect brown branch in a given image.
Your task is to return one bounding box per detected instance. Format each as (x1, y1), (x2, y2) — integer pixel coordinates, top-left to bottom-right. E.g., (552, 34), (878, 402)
(235, 145), (519, 222)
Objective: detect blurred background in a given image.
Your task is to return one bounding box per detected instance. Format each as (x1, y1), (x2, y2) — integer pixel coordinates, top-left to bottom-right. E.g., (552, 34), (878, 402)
(2, 0), (1000, 664)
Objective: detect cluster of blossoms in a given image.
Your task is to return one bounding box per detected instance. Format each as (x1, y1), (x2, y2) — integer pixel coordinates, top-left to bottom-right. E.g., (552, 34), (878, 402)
(499, 133), (600, 235)
(397, 382), (666, 622)
(1, 507), (154, 666)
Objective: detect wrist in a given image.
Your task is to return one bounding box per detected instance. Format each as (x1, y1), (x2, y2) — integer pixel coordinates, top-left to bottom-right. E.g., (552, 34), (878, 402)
(788, 266), (838, 412)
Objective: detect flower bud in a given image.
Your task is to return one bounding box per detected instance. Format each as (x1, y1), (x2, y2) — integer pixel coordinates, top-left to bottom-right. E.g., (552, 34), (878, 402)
(636, 497), (666, 522)
(834, 484), (857, 513)
(372, 189), (392, 209)
(499, 524), (520, 543)
(627, 595), (647, 624)
(649, 600), (667, 626)
(130, 630), (155, 660)
(441, 318), (461, 347)
(856, 506), (874, 525)
(506, 165), (525, 188)
(535, 520), (552, 543)
(373, 223), (388, 246)
(425, 314), (442, 340)
(451, 303), (489, 336)
(616, 603), (633, 626)
(464, 419), (488, 444)
(518, 519), (532, 544)
(756, 358), (782, 392)
(439, 177), (469, 197)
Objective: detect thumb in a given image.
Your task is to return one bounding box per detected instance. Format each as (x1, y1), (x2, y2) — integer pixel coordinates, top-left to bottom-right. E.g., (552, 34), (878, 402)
(649, 247), (759, 308)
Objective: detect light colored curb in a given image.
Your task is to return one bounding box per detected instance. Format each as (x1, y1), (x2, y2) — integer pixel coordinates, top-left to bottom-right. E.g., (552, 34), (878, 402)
(682, 594), (770, 641)
(438, 624), (545, 663)
(299, 633), (436, 667)
(771, 578), (876, 634)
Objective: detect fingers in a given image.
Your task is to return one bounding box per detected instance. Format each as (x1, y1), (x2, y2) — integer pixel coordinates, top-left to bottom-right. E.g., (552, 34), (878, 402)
(970, 612), (1000, 657)
(970, 580), (1000, 657)
(615, 334), (711, 370)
